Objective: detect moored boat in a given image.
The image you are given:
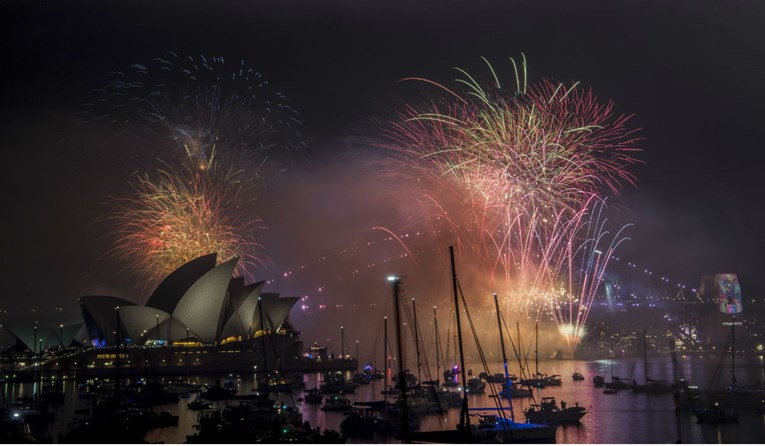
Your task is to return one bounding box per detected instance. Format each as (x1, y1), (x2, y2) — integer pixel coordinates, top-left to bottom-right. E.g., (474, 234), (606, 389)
(632, 378), (673, 393)
(321, 394), (353, 412)
(321, 372), (359, 394)
(479, 372), (506, 383)
(303, 388), (323, 403)
(352, 372), (371, 385)
(604, 376), (635, 390)
(498, 382), (533, 399)
(525, 397), (586, 424)
(694, 406), (738, 423)
(466, 376), (486, 394)
(187, 397), (213, 410)
(473, 413), (557, 442)
(200, 384), (236, 401)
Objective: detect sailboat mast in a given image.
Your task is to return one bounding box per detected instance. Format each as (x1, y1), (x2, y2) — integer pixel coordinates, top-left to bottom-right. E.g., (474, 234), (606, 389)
(115, 306), (121, 403)
(609, 338), (614, 379)
(494, 293), (514, 421)
(535, 320), (539, 379)
(258, 296), (269, 393)
(643, 329), (648, 385)
(449, 246), (470, 430)
(413, 298), (422, 387)
(494, 295), (508, 368)
(516, 322), (525, 378)
(453, 318), (458, 369)
(384, 316), (388, 397)
(731, 314), (736, 385)
(391, 277), (410, 441)
(434, 307), (440, 383)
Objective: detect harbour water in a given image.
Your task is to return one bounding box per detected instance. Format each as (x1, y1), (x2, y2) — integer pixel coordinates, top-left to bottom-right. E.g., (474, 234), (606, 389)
(3, 356), (764, 443)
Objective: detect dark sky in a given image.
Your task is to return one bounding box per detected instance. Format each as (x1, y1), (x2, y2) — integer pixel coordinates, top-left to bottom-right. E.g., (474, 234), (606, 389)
(2, 0), (765, 346)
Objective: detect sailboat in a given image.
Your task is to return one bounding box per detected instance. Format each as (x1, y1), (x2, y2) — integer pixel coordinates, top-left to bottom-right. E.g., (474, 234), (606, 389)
(479, 293), (556, 441)
(632, 330), (672, 393)
(350, 316), (390, 411)
(423, 307), (462, 408)
(524, 397), (586, 425)
(603, 338), (634, 391)
(693, 403), (739, 423)
(695, 313), (761, 407)
(599, 339), (617, 394)
(405, 247), (556, 443)
(342, 313), (418, 436)
(519, 322), (562, 389)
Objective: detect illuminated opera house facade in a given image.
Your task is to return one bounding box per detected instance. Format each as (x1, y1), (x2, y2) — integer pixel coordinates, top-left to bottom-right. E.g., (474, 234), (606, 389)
(2, 254), (347, 376)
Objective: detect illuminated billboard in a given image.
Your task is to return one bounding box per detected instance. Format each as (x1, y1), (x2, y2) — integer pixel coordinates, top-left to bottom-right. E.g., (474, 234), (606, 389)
(716, 273), (742, 314)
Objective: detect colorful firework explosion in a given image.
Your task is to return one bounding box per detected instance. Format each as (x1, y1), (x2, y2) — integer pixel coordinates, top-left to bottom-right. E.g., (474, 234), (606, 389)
(110, 167), (264, 290)
(383, 56), (641, 355)
(82, 52), (304, 286)
(79, 51), (304, 173)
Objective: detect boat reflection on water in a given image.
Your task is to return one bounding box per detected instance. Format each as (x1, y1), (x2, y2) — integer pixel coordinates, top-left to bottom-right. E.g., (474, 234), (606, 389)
(187, 403), (345, 444)
(340, 406), (421, 436)
(59, 400), (178, 443)
(5, 353), (765, 444)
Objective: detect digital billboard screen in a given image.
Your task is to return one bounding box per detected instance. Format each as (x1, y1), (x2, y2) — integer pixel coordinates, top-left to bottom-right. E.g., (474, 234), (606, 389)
(716, 273), (743, 314)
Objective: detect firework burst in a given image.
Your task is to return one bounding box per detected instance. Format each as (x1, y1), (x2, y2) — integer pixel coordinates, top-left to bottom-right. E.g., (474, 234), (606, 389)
(383, 56), (641, 354)
(79, 51), (304, 173)
(82, 52), (304, 286)
(110, 167), (264, 290)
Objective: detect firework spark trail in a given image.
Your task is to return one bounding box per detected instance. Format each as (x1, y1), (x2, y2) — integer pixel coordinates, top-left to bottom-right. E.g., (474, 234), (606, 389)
(371, 227), (420, 267)
(382, 55), (641, 354)
(79, 52), (304, 173)
(547, 199), (633, 354)
(109, 167), (265, 294)
(82, 52), (305, 287)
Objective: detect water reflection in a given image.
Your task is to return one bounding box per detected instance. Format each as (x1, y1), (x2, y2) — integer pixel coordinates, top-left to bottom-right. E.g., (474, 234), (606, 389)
(2, 357), (764, 443)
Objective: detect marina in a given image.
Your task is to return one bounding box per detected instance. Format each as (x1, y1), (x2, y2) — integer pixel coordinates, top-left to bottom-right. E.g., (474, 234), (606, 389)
(2, 356), (765, 443)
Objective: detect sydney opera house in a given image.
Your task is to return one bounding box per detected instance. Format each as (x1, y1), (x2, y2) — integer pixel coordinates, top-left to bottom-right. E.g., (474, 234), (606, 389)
(1, 254), (347, 377)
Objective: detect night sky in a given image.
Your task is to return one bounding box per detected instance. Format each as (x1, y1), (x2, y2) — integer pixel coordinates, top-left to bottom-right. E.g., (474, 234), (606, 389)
(2, 0), (764, 345)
